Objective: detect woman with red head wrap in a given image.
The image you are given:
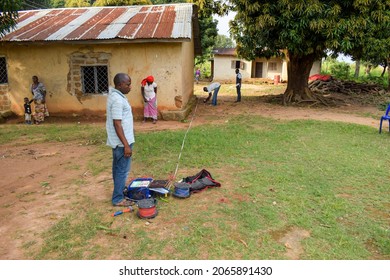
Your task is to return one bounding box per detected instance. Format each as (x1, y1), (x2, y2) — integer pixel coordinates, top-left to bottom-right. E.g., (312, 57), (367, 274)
(141, 75), (158, 123)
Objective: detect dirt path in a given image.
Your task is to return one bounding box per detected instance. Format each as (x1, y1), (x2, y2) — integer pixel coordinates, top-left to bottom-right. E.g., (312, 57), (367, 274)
(188, 95), (380, 129)
(0, 93), (383, 259)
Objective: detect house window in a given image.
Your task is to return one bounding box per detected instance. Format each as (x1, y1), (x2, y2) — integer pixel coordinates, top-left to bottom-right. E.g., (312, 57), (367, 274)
(231, 60), (245, 70)
(0, 57), (8, 84)
(268, 62), (277, 71)
(81, 65), (109, 94)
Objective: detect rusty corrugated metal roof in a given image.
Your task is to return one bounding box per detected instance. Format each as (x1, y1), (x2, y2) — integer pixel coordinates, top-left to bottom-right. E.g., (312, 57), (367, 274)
(2, 3), (195, 42)
(212, 48), (236, 56)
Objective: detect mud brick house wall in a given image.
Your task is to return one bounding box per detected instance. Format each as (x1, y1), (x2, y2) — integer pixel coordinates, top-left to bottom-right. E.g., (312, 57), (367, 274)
(0, 86), (11, 111)
(0, 3), (201, 120)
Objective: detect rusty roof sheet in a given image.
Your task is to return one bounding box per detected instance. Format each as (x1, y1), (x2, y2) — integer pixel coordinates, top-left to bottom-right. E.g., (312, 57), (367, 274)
(2, 3), (195, 42)
(212, 48), (237, 56)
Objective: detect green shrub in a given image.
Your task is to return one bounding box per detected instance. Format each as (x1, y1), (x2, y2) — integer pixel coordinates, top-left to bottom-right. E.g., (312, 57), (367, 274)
(330, 62), (351, 79)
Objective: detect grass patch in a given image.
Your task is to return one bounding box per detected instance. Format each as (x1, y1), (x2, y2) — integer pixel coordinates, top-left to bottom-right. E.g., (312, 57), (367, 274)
(0, 123), (105, 145)
(2, 115), (389, 259)
(35, 199), (110, 260)
(125, 116), (389, 259)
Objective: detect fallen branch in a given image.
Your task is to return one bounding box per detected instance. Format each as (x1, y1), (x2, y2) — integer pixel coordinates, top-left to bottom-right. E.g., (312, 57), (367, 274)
(309, 78), (386, 96)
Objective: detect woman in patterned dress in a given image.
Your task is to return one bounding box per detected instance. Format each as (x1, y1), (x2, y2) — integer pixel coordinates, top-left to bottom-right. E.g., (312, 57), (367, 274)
(141, 75), (158, 124)
(31, 75), (47, 124)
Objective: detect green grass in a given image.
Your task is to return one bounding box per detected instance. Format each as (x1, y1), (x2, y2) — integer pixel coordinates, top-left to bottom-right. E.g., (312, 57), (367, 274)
(140, 117), (389, 259)
(0, 123), (105, 145)
(3, 115), (389, 259)
(35, 199), (109, 260)
(322, 59), (389, 89)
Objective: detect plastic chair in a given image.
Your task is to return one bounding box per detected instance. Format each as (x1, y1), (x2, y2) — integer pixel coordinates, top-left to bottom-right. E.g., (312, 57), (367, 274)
(379, 104), (390, 133)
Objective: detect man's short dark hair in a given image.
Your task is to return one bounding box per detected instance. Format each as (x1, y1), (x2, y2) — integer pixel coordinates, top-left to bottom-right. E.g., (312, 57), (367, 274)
(113, 73), (129, 87)
(203, 87), (208, 92)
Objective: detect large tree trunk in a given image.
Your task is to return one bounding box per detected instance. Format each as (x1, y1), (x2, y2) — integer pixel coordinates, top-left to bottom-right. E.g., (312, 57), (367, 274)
(283, 52), (316, 105)
(365, 64), (372, 75)
(381, 66), (387, 77)
(354, 59), (360, 78)
(381, 59), (387, 78)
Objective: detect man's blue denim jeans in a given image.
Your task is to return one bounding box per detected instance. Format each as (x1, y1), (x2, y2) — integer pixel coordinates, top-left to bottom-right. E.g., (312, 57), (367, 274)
(236, 85), (241, 101)
(212, 86), (221, 106)
(112, 144), (133, 205)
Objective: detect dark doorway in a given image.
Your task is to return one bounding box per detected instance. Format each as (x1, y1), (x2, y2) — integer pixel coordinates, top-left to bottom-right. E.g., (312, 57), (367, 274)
(255, 62), (263, 78)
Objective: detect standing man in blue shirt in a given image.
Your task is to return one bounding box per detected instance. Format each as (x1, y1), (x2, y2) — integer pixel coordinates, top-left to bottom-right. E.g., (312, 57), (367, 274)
(235, 68), (242, 102)
(106, 73), (134, 207)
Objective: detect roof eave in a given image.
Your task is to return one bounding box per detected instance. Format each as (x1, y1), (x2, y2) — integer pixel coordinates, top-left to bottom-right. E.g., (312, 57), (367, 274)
(0, 38), (191, 45)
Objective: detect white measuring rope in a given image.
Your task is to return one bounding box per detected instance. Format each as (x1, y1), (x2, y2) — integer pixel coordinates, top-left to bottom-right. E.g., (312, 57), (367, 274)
(173, 99), (199, 180)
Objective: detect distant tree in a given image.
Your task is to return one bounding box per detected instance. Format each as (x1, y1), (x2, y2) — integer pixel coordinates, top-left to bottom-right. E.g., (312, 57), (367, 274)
(354, 60), (361, 79)
(197, 15), (218, 62)
(51, 0), (66, 8)
(20, 0), (51, 10)
(65, 0), (91, 7)
(229, 1), (390, 104)
(347, 5), (390, 88)
(380, 61), (388, 78)
(94, 0), (151, 5)
(151, 0), (183, 3)
(362, 61), (374, 76)
(214, 34), (235, 48)
(0, 0), (23, 37)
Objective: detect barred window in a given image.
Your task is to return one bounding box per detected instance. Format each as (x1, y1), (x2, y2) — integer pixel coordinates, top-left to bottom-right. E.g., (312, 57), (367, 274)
(81, 65), (109, 94)
(0, 57), (8, 84)
(231, 60), (245, 70)
(268, 62), (277, 71)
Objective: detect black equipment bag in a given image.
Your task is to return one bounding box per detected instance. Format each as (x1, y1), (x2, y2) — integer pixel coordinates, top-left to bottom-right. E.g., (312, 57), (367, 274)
(182, 169), (221, 193)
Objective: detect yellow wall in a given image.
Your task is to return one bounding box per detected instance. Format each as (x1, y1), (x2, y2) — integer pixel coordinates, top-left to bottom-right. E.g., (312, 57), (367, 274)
(181, 40), (195, 106)
(0, 41), (193, 118)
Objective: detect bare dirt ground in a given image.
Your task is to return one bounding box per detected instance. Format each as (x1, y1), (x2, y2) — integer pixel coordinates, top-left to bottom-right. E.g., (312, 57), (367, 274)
(0, 87), (386, 260)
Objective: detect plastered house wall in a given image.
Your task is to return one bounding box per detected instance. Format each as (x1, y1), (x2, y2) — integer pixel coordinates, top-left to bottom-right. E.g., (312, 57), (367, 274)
(1, 40), (194, 118)
(213, 54), (321, 82)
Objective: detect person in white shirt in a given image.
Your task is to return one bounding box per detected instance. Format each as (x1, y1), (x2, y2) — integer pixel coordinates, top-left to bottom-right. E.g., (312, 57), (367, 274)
(141, 75), (158, 124)
(203, 82), (221, 106)
(235, 68), (242, 102)
(106, 73), (134, 207)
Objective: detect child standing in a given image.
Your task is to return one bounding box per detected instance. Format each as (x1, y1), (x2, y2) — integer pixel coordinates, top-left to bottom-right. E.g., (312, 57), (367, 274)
(24, 97), (33, 124)
(195, 69), (201, 84)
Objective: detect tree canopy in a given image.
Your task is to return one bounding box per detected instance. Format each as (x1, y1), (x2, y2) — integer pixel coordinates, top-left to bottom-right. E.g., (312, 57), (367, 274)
(214, 34), (235, 48)
(229, 0), (390, 104)
(21, 0), (51, 9)
(0, 0), (23, 37)
(93, 0), (151, 6)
